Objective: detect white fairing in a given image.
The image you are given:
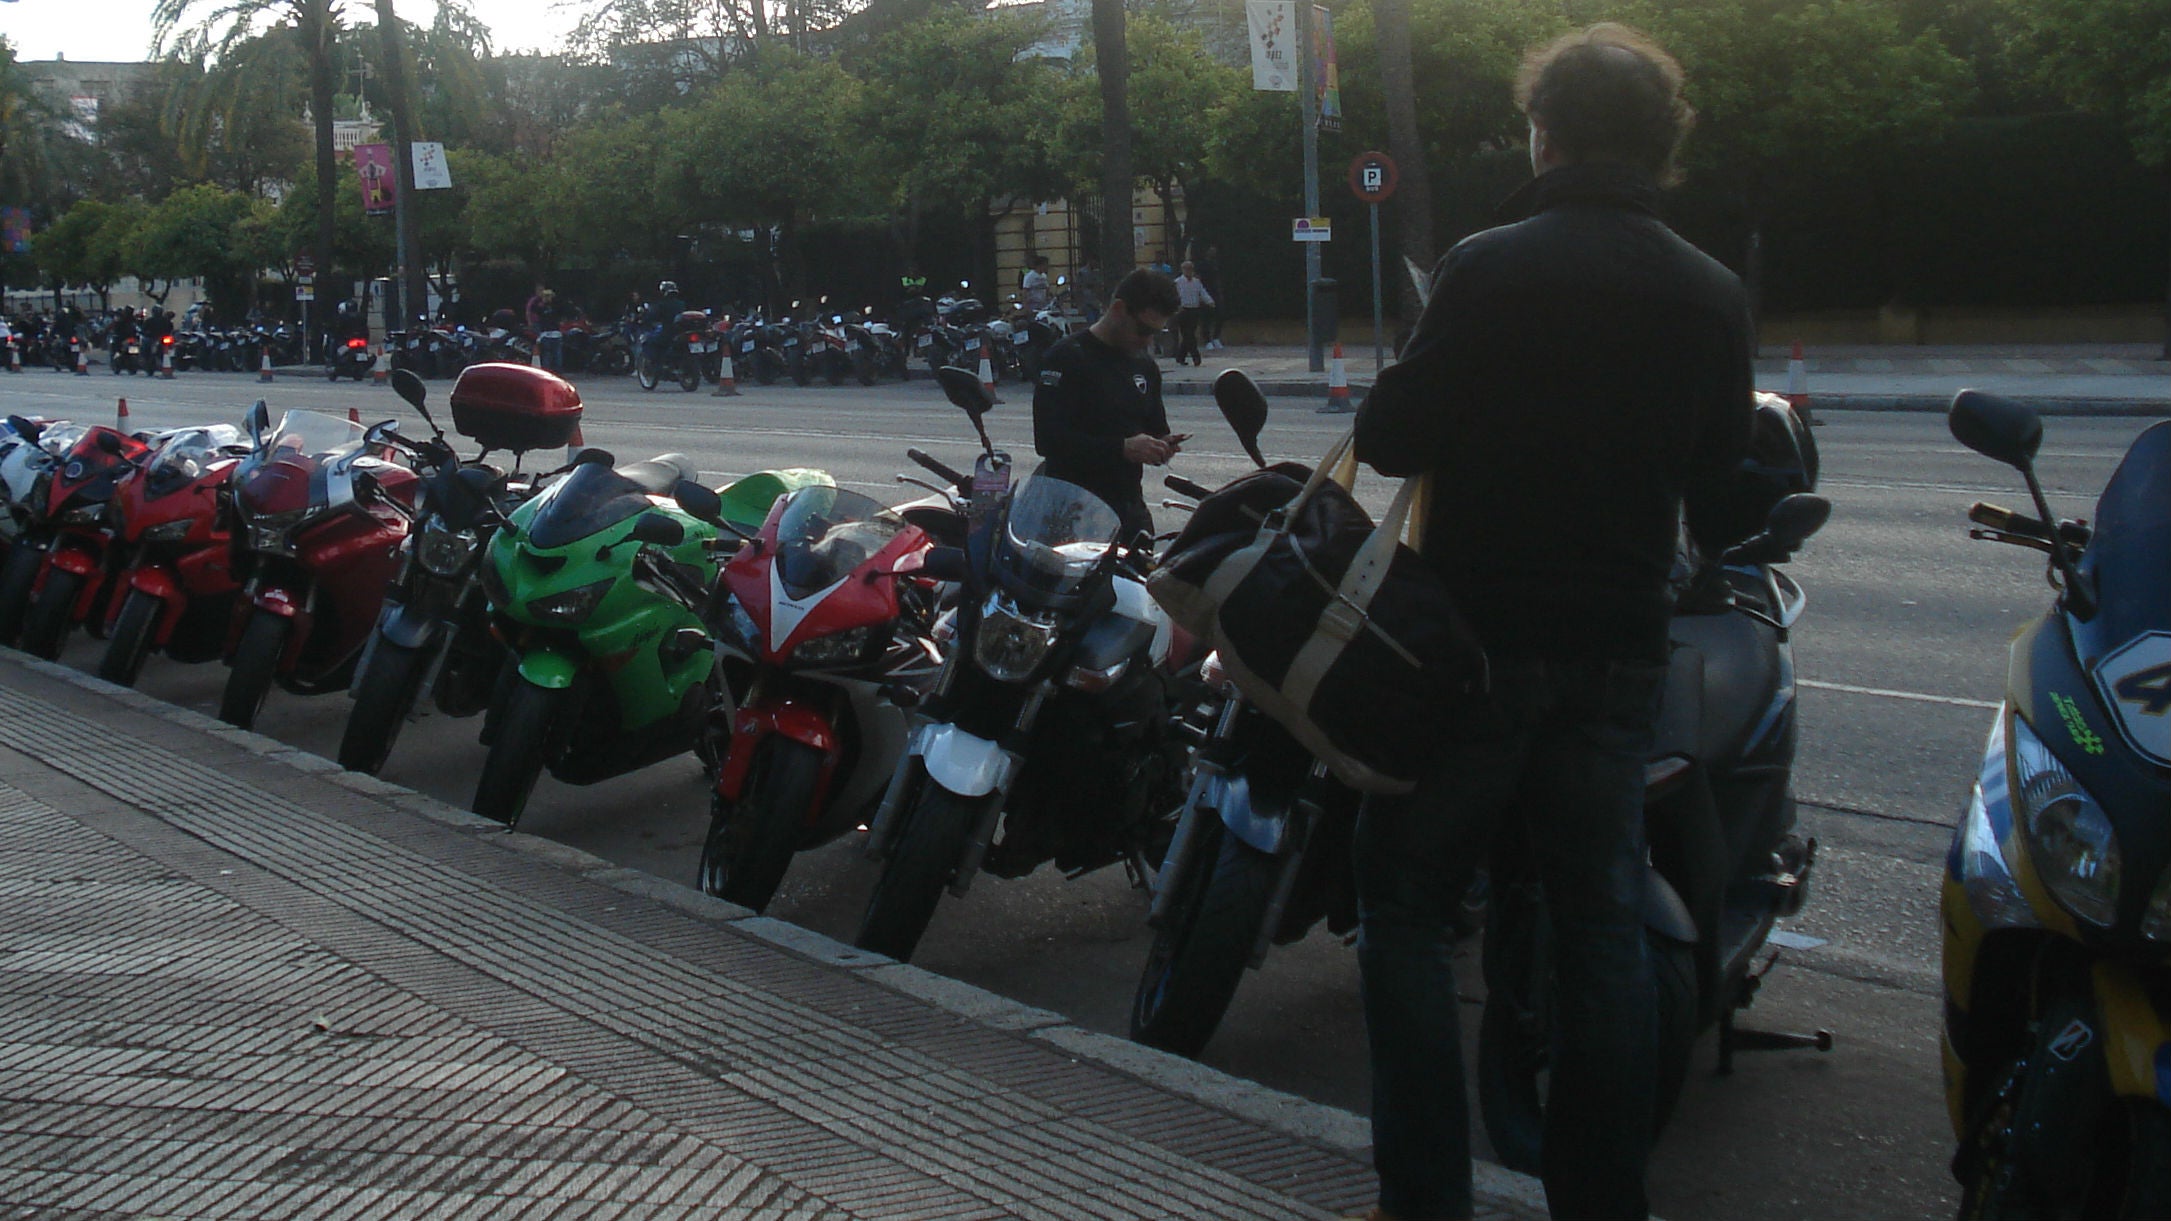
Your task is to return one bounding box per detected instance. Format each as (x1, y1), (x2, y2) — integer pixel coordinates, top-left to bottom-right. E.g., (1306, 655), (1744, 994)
(768, 562), (851, 654)
(1113, 573), (1172, 663)
(915, 722), (1019, 798)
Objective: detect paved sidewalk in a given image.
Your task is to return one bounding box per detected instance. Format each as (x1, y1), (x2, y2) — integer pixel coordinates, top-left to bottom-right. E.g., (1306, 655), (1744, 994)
(1154, 343), (2170, 413)
(0, 651), (1548, 1220)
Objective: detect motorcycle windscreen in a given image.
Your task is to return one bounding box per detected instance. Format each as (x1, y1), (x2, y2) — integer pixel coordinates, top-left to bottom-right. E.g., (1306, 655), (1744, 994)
(995, 474), (1119, 599)
(773, 485), (907, 599)
(143, 425), (245, 498)
(253, 410), (366, 467)
(2077, 420), (2171, 654)
(525, 462), (654, 550)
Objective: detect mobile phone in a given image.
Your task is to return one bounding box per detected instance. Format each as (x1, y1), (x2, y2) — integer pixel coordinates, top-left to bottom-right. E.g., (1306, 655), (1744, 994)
(1167, 433), (1192, 446)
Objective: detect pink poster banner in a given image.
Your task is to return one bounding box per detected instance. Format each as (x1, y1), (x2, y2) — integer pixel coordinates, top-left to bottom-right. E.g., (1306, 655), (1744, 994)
(354, 143), (397, 217)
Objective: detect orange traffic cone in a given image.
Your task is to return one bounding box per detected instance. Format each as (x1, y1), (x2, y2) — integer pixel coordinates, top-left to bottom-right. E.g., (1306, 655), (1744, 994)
(1785, 340), (1817, 427)
(1319, 342), (1352, 413)
(117, 397), (130, 431)
(7, 338), (19, 372)
(259, 345), (275, 383)
(564, 420), (586, 467)
(73, 337), (88, 376)
(348, 406), (361, 425)
(371, 346), (388, 387)
(710, 351), (740, 397)
(978, 350), (1002, 404)
(159, 342), (175, 379)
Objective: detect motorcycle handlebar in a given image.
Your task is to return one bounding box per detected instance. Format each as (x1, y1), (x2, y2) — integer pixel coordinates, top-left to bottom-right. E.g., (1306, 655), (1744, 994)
(907, 448), (970, 489)
(1164, 474), (1213, 500)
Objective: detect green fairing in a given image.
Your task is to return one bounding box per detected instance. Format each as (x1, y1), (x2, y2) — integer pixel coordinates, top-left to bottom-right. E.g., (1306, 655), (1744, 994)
(516, 648), (582, 690)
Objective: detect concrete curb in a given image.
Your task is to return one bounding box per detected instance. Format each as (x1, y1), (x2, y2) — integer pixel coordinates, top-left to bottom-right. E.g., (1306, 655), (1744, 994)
(6, 650), (1570, 1217)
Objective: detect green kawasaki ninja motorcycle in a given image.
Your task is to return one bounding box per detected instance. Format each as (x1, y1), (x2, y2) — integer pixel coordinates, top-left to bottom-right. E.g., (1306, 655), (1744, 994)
(472, 448), (829, 825)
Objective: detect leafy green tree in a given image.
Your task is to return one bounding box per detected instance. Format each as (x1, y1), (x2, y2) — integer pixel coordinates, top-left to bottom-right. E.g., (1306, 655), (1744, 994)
(1112, 15), (1252, 263)
(128, 184), (264, 311)
(33, 200), (144, 309)
(156, 33), (314, 197)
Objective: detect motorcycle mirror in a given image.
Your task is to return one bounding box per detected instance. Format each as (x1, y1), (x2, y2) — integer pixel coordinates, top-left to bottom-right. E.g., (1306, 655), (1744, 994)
(390, 367), (428, 411)
(1761, 493), (1831, 552)
(921, 546), (971, 583)
(672, 479), (724, 526)
(6, 415), (42, 444)
(628, 513), (686, 547)
(1057, 276), (1068, 286)
(244, 400), (270, 447)
(571, 446), (615, 467)
(936, 366), (998, 453)
(1212, 370), (1271, 468)
(95, 430), (123, 455)
(1949, 389), (2042, 471)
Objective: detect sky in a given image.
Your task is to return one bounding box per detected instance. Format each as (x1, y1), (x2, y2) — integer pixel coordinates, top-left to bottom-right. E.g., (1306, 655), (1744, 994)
(2, 0), (586, 62)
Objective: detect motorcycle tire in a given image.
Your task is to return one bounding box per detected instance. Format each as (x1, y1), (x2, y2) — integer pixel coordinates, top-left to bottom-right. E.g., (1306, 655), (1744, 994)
(1129, 820), (1279, 1058)
(471, 678), (562, 827)
(698, 738), (824, 913)
(219, 609), (289, 730)
(789, 351), (810, 387)
(339, 636), (432, 775)
(98, 589), (162, 687)
(19, 568), (83, 661)
(636, 352), (660, 391)
(0, 541), (46, 646)
(823, 353), (846, 386)
(853, 780), (981, 963)
(678, 353), (702, 393)
(853, 351), (877, 387)
(1476, 922), (1698, 1175)
(753, 351), (778, 386)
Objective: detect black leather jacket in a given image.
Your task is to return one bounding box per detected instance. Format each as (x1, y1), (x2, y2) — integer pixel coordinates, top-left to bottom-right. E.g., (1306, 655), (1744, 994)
(1354, 162), (1755, 664)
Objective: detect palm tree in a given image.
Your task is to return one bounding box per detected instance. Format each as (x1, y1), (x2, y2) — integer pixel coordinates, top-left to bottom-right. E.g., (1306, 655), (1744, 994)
(1372, 0), (1433, 329)
(1090, 0), (1133, 290)
(154, 0), (346, 356)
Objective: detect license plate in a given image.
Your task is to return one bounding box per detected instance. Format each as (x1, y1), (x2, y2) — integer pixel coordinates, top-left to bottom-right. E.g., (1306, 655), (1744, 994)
(916, 335), (934, 349)
(966, 340), (980, 352)
(741, 341), (756, 353)
(784, 338), (798, 347)
(695, 341), (714, 353)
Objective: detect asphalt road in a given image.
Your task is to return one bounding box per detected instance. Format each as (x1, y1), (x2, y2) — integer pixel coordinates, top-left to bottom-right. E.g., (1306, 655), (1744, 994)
(5, 364), (2158, 1221)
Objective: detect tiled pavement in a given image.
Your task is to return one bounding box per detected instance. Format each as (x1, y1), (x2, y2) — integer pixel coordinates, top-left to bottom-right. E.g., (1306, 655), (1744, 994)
(0, 651), (1548, 1220)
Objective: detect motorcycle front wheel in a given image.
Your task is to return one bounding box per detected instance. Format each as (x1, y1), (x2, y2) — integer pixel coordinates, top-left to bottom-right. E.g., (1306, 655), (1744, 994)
(636, 352), (660, 391)
(678, 352), (702, 392)
(853, 780), (981, 963)
(789, 349), (810, 387)
(853, 350), (878, 386)
(823, 351), (846, 386)
(0, 545), (46, 646)
(471, 678), (563, 827)
(219, 609), (290, 729)
(339, 636), (433, 774)
(98, 589), (162, 687)
(698, 738), (825, 912)
(1129, 820), (1278, 1058)
(19, 568), (83, 660)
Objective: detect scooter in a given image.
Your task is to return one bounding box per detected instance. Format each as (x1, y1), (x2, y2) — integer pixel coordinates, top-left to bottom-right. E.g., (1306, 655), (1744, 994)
(698, 481), (947, 912)
(1477, 394), (1834, 1171)
(96, 425), (251, 685)
(218, 405), (419, 729)
(1941, 390), (2171, 1216)
(328, 335), (377, 382)
(851, 367), (1197, 963)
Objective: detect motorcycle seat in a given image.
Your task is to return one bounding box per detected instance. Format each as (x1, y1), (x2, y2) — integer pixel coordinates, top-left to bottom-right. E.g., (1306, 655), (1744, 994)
(621, 454), (697, 496)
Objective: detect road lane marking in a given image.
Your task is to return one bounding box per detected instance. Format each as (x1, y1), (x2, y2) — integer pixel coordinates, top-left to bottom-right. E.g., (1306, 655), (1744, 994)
(1798, 678), (1999, 710)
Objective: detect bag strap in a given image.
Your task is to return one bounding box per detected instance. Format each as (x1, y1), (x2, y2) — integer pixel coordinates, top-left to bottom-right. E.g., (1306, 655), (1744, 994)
(1285, 428), (1361, 521)
(1281, 475), (1426, 713)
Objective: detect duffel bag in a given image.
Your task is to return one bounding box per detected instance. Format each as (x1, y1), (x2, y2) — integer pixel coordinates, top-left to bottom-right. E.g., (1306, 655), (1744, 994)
(1148, 430), (1487, 794)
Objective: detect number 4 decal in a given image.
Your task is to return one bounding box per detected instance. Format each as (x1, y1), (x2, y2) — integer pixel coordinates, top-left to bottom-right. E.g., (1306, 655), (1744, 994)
(2115, 660), (2171, 717)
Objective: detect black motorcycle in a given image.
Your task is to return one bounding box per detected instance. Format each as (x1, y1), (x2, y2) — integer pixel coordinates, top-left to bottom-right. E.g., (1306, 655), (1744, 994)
(853, 367), (1197, 963)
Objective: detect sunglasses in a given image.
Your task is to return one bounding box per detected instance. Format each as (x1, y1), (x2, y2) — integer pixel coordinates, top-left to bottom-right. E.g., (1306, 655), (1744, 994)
(1124, 311), (1169, 339)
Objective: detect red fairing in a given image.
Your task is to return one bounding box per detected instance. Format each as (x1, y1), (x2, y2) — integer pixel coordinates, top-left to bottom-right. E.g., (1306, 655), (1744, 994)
(715, 701), (842, 806)
(721, 511), (925, 663)
(234, 458), (316, 516)
(44, 427), (150, 517)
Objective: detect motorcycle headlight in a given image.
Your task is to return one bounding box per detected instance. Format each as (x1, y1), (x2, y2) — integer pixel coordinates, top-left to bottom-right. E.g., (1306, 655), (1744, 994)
(791, 623), (876, 668)
(416, 522), (479, 578)
(525, 578), (613, 626)
(244, 507), (309, 557)
(142, 519), (195, 543)
(2012, 712), (2120, 928)
(59, 504), (106, 527)
(972, 593), (1058, 682)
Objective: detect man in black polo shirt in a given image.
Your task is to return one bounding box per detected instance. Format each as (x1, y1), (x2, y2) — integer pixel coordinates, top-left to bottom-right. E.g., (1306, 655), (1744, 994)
(1030, 268), (1187, 543)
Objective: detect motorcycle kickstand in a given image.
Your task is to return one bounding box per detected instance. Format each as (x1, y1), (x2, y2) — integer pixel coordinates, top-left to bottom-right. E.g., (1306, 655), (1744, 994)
(1716, 949), (1835, 1075)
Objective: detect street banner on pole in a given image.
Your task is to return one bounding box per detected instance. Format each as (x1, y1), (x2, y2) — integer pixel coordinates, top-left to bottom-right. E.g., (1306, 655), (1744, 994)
(0, 207), (30, 254)
(355, 144), (397, 216)
(1247, 1), (1297, 92)
(411, 142), (454, 190)
(1314, 6), (1342, 132)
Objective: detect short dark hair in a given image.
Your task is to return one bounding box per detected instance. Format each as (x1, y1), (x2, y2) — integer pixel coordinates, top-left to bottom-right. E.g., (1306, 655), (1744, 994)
(1112, 267), (1181, 317)
(1515, 23), (1693, 186)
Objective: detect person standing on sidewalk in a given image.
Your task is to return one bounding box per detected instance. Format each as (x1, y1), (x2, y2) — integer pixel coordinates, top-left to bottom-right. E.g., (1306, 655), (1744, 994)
(1032, 267), (1186, 544)
(1172, 260), (1215, 366)
(1346, 23), (1753, 1221)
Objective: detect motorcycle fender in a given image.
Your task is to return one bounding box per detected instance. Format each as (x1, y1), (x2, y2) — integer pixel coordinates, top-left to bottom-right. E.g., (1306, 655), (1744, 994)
(716, 700), (840, 805)
(47, 543), (100, 579)
(1203, 770), (1293, 856)
(1641, 869), (1698, 945)
(378, 601), (445, 651)
(249, 586), (305, 618)
(2092, 962), (2171, 1105)
(912, 723), (1018, 799)
(516, 647), (582, 691)
(2007, 989), (2114, 1205)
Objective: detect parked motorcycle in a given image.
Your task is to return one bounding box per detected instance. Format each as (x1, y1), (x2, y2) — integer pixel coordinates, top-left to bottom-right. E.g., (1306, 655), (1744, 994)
(470, 451), (824, 825)
(851, 367), (1196, 963)
(218, 405), (418, 729)
(698, 481), (948, 911)
(1941, 390), (2171, 1216)
(14, 425), (157, 659)
(328, 335), (377, 382)
(1477, 394), (1833, 1171)
(95, 425), (251, 685)
(337, 365), (570, 774)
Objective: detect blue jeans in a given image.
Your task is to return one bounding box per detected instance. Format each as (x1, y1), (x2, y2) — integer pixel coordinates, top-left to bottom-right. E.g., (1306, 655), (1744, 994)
(1355, 654), (1666, 1221)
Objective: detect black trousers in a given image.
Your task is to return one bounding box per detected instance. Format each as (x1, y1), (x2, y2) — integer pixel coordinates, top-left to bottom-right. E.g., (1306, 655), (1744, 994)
(1174, 309), (1202, 365)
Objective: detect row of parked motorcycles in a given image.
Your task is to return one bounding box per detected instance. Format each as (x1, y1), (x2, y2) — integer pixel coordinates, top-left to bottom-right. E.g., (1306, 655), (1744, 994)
(388, 315), (639, 382)
(0, 353), (1865, 1180)
(3, 321), (308, 375)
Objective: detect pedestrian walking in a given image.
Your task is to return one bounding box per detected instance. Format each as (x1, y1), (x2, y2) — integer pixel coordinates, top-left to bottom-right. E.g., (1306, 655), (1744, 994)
(1344, 24), (1754, 1221)
(1022, 255), (1053, 311)
(1172, 260), (1215, 366)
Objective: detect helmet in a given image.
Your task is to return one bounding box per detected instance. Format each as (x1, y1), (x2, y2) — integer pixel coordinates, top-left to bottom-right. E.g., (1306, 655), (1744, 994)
(658, 280), (679, 295)
(1709, 392), (1818, 543)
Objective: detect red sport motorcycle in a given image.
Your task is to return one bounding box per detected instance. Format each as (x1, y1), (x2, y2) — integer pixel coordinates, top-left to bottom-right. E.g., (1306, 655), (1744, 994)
(15, 425), (156, 659)
(218, 404), (418, 729)
(698, 481), (949, 912)
(96, 424), (252, 686)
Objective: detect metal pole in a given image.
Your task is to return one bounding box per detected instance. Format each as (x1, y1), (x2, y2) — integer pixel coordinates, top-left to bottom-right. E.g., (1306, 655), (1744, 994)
(1299, 3), (1321, 373)
(1370, 200), (1384, 373)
